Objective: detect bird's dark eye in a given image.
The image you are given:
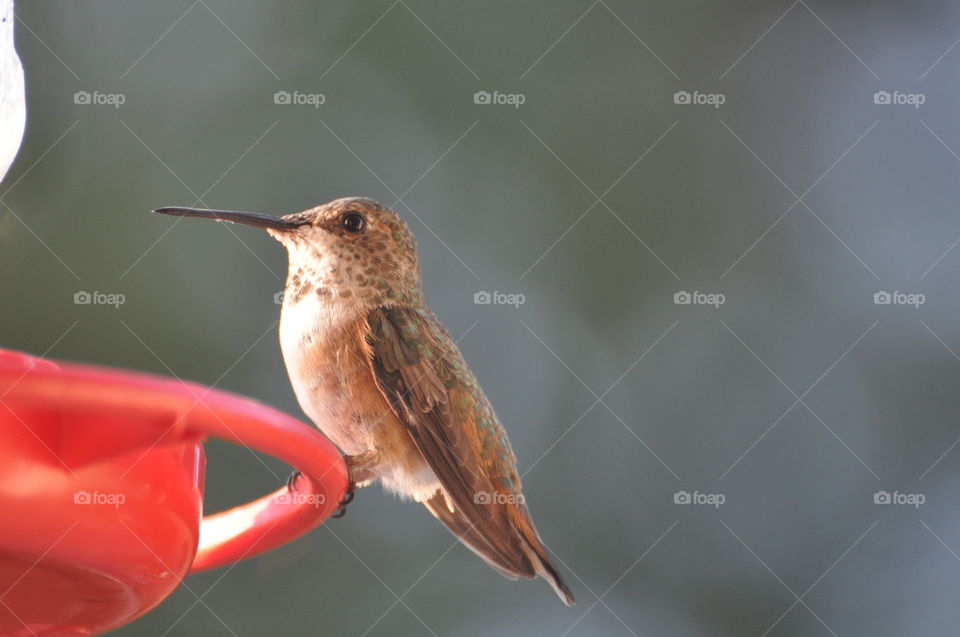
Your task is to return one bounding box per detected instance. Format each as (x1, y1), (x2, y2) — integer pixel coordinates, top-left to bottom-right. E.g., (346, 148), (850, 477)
(341, 211), (366, 233)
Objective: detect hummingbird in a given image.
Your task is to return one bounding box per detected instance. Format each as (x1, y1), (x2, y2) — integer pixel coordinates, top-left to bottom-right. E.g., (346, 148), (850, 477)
(153, 197), (575, 605)
(0, 0), (25, 184)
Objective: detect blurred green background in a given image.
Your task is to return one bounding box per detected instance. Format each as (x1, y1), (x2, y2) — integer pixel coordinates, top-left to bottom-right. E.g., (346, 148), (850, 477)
(4, 1), (960, 635)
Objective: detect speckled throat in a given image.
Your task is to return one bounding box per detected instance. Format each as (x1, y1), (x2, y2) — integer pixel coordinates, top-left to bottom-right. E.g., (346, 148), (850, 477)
(281, 240), (423, 308)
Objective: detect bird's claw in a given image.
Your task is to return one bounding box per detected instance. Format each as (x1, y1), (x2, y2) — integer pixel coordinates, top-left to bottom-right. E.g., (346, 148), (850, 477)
(289, 470), (355, 518)
(331, 483), (356, 518)
(286, 470), (302, 493)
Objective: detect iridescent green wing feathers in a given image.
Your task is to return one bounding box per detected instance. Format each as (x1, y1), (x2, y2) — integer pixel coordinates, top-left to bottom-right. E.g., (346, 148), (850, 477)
(365, 306), (532, 575)
(366, 306), (576, 605)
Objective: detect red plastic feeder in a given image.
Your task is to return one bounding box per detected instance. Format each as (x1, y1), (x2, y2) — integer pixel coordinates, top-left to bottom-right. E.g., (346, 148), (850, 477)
(0, 348), (348, 636)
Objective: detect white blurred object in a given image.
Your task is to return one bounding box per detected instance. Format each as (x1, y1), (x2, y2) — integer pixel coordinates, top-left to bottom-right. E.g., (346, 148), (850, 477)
(0, 0), (24, 184)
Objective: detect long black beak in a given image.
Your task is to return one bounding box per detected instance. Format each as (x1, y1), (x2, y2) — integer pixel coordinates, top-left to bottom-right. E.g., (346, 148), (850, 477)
(152, 207), (308, 231)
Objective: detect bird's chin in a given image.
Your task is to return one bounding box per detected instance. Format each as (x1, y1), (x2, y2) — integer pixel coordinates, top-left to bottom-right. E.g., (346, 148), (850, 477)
(265, 227), (293, 244)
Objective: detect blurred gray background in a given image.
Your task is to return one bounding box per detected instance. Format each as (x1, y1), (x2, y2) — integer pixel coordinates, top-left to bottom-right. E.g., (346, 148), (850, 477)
(3, 1), (960, 635)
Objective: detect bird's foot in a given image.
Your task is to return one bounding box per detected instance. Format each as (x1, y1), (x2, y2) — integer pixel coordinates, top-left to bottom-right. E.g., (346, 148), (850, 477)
(331, 450), (380, 519)
(331, 485), (355, 518)
(287, 470), (355, 518)
(286, 470), (302, 493)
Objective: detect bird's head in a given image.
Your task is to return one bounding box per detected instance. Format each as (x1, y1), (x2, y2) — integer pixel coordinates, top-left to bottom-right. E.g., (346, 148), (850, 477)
(154, 197), (423, 308)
